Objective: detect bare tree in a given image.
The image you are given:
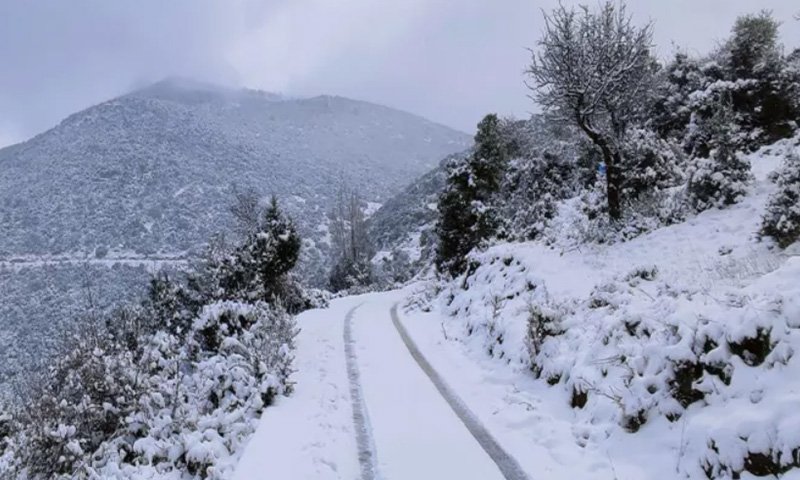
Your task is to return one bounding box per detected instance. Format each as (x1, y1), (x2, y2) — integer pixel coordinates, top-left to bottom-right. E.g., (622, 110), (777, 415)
(328, 182), (373, 290)
(229, 185), (262, 237)
(526, 1), (655, 219)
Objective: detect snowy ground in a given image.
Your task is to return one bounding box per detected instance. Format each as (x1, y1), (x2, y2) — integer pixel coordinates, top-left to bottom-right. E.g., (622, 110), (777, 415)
(234, 290), (531, 480)
(234, 288), (684, 480)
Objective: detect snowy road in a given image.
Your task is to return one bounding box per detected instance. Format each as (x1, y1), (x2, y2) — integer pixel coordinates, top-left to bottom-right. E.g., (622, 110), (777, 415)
(234, 290), (525, 479)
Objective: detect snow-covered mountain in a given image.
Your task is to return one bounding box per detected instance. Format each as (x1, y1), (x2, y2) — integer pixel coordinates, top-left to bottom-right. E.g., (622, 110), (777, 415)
(0, 78), (470, 263)
(0, 79), (470, 386)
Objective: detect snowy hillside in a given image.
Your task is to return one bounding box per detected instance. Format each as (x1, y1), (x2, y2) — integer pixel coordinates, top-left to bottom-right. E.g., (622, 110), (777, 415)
(0, 79), (469, 387)
(408, 138), (800, 478)
(367, 151), (465, 272)
(0, 78), (470, 261)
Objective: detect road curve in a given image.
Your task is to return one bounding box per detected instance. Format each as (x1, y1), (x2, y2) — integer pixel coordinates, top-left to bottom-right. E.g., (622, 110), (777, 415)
(390, 303), (531, 480)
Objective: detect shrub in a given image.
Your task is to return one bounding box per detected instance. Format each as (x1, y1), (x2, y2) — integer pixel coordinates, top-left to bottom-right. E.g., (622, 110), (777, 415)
(526, 303), (564, 377)
(761, 150), (800, 248)
(688, 142), (752, 211)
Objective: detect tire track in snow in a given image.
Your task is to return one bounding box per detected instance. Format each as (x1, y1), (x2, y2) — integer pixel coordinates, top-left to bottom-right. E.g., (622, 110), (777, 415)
(390, 303), (530, 480)
(344, 304), (381, 480)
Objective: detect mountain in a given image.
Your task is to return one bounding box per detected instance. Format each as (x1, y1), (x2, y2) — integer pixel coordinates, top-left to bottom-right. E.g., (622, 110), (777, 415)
(0, 79), (470, 387)
(0, 78), (470, 265)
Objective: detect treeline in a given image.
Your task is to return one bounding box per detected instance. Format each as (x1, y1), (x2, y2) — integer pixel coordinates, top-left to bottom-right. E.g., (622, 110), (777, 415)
(436, 5), (800, 277)
(0, 196), (319, 479)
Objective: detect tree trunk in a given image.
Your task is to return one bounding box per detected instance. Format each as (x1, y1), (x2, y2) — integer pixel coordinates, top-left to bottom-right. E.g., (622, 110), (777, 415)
(577, 120), (623, 220)
(605, 152), (622, 220)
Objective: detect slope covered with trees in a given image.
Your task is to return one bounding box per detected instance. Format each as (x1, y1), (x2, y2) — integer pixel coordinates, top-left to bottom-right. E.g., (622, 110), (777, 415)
(396, 4), (800, 479)
(0, 199), (314, 479)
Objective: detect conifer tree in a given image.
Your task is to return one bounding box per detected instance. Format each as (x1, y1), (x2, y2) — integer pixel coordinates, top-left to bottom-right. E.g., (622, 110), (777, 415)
(219, 196), (301, 302)
(724, 11), (799, 145)
(435, 114), (507, 276)
(435, 160), (478, 276)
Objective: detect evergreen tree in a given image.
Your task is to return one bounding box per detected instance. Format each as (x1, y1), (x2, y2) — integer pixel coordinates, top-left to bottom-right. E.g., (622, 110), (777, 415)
(761, 150), (800, 248)
(219, 196), (301, 302)
(724, 11), (799, 145)
(469, 114), (508, 240)
(435, 114), (508, 276)
(649, 52), (706, 141)
(435, 160), (478, 276)
(688, 105), (752, 211)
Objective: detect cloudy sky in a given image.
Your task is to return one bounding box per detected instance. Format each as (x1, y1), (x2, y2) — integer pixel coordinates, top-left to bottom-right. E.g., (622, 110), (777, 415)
(1, 1), (798, 146)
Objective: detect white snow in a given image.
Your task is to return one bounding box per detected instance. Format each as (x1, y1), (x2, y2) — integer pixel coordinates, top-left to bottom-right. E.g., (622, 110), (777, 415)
(234, 298), (361, 480)
(235, 291), (510, 479)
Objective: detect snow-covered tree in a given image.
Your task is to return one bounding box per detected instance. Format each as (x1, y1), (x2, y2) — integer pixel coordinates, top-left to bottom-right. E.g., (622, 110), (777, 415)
(649, 52), (708, 141)
(724, 11), (799, 146)
(470, 114), (508, 240)
(526, 1), (656, 220)
(328, 184), (374, 291)
(687, 105), (752, 210)
(229, 185), (263, 238)
(435, 114), (508, 276)
(217, 196), (301, 303)
(761, 150), (800, 248)
(435, 159), (479, 277)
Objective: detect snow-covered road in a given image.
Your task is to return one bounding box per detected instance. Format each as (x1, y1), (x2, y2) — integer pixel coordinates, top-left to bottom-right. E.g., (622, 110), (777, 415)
(234, 290), (524, 480)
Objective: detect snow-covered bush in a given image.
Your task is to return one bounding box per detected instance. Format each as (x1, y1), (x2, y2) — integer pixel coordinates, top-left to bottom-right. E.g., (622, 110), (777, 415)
(433, 236), (800, 478)
(93, 301), (296, 479)
(1, 299), (297, 480)
(761, 150), (800, 248)
(688, 141), (752, 211)
(619, 128), (685, 202)
(650, 12), (799, 155)
(10, 316), (145, 479)
(0, 407), (14, 470)
(500, 153), (575, 241)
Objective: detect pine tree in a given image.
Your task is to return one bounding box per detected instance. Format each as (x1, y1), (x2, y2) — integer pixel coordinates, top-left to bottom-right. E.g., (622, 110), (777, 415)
(761, 150), (800, 248)
(469, 114), (508, 240)
(435, 160), (479, 276)
(219, 196), (301, 302)
(435, 114), (508, 276)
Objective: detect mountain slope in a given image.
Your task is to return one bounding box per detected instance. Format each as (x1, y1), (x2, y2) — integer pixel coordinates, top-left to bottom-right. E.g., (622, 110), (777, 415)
(0, 79), (470, 261)
(407, 138), (800, 479)
(368, 151), (468, 267)
(0, 79), (470, 386)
